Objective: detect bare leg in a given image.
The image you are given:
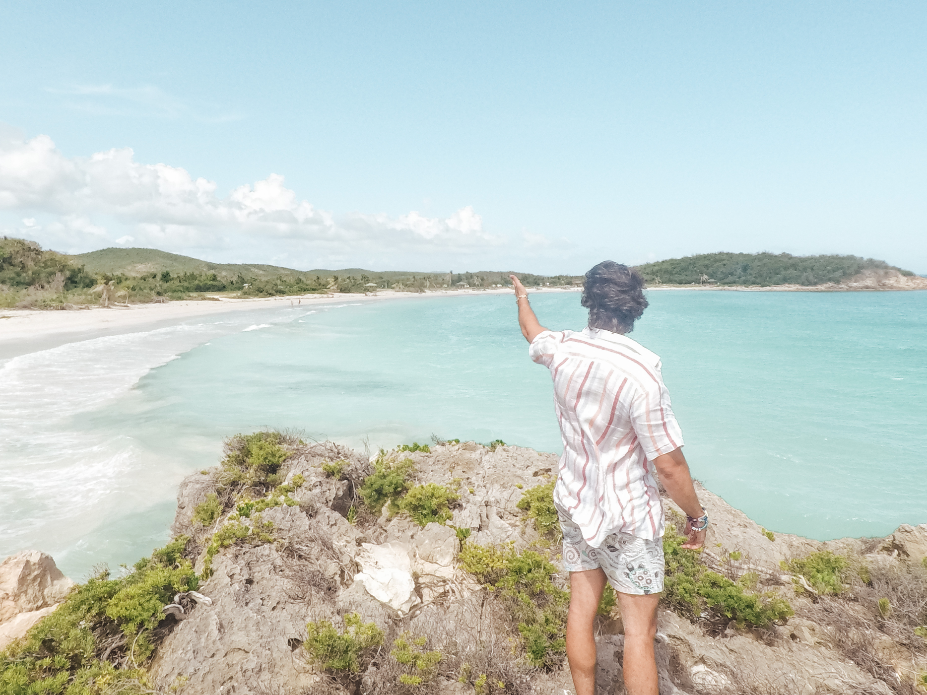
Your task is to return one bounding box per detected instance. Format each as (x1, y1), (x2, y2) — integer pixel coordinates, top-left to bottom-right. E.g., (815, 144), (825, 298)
(566, 569), (607, 695)
(616, 591), (660, 695)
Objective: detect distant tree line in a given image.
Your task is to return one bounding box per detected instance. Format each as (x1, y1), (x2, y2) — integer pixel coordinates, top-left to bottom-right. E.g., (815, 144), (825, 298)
(0, 237), (97, 293)
(635, 252), (911, 287)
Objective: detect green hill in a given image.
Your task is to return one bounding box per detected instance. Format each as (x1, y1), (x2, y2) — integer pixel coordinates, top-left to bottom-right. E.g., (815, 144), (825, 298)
(634, 252), (914, 287)
(71, 247), (314, 280)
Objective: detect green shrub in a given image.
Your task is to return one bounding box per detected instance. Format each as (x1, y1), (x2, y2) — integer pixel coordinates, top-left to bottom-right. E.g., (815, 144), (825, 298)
(598, 584), (617, 616)
(878, 597), (891, 618)
(516, 482), (560, 541)
(663, 526), (792, 628)
(785, 551), (848, 596)
(235, 475), (304, 519)
(761, 528), (775, 542)
(202, 516), (274, 579)
(193, 493), (222, 526)
(0, 539), (197, 693)
(915, 626), (927, 639)
(398, 483), (458, 526)
(322, 460), (347, 478)
(398, 442), (431, 453)
(391, 632), (442, 687)
(486, 439), (506, 451)
(359, 457), (415, 513)
(304, 613), (384, 673)
(461, 543), (568, 669)
(220, 431), (289, 487)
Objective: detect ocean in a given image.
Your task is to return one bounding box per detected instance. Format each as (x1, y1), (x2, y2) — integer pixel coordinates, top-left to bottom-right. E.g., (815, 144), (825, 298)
(1, 290), (925, 579)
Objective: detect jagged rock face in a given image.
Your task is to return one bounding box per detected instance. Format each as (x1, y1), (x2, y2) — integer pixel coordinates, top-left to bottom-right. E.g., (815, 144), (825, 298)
(0, 550), (74, 650)
(880, 524), (927, 563)
(146, 442), (923, 695)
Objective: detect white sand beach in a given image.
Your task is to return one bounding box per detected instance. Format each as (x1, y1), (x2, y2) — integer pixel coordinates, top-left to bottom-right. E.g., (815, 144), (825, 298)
(0, 287), (582, 358)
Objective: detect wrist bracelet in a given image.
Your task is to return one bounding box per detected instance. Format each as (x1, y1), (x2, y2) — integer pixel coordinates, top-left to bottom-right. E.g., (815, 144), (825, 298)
(687, 509), (709, 532)
(516, 294), (528, 300)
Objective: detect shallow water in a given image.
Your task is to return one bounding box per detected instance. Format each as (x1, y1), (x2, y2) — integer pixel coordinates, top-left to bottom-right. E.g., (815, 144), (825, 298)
(1, 291), (925, 578)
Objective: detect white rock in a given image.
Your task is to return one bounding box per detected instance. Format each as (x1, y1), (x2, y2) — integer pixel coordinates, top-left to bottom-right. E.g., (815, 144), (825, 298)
(412, 522), (458, 568)
(690, 663), (730, 690)
(353, 542), (420, 615)
(0, 550), (73, 626)
(0, 604), (59, 650)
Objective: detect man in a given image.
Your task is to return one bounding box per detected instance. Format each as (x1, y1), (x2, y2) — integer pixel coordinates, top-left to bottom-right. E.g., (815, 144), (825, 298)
(511, 262), (707, 695)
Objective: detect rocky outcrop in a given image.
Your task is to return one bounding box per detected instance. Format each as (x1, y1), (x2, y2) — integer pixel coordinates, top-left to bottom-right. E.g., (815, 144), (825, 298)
(144, 442), (927, 694)
(0, 550), (74, 650)
(4, 442), (926, 694)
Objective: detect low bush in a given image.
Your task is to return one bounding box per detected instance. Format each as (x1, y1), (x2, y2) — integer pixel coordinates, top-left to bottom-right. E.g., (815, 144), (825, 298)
(398, 442), (431, 453)
(398, 483), (458, 526)
(785, 551), (848, 596)
(304, 613), (384, 674)
(461, 543), (568, 669)
(359, 456), (415, 513)
(193, 493), (222, 526)
(220, 431), (291, 489)
(0, 538), (197, 694)
(486, 440), (506, 451)
(235, 475), (305, 518)
(391, 632), (442, 688)
(663, 526), (793, 628)
(516, 482), (560, 541)
(598, 584), (617, 616)
(321, 459), (347, 478)
(202, 516), (274, 579)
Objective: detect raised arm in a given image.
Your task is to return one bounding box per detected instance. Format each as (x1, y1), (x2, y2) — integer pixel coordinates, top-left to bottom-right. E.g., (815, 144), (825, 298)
(510, 275), (548, 342)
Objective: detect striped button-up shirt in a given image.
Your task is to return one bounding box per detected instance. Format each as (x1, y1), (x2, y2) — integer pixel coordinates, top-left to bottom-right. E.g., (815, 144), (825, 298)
(529, 327), (684, 546)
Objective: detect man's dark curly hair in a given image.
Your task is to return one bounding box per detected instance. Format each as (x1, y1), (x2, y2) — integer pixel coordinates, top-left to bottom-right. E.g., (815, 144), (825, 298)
(581, 261), (649, 334)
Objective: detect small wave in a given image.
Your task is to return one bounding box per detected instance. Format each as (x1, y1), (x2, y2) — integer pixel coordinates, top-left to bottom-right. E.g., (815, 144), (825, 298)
(243, 324), (272, 332)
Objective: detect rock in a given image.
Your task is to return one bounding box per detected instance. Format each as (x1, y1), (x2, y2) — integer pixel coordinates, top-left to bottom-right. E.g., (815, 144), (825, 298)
(0, 605), (59, 650)
(31, 441), (925, 695)
(880, 524), (927, 562)
(690, 663), (730, 690)
(152, 543), (327, 695)
(412, 522), (458, 567)
(0, 550), (73, 626)
(353, 542), (420, 615)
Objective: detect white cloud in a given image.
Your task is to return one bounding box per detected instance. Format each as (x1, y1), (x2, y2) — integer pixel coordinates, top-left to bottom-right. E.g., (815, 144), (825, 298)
(0, 130), (568, 269)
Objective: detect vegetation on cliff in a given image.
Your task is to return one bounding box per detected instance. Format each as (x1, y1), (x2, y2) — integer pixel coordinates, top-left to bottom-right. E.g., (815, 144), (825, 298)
(4, 433), (927, 694)
(0, 537), (196, 694)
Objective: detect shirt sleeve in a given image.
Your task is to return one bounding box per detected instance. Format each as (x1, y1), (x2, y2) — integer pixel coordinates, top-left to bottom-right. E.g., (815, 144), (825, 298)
(528, 330), (565, 368)
(629, 364), (685, 460)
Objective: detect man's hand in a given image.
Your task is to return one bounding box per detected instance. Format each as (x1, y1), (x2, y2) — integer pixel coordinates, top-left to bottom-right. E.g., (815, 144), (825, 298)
(681, 519), (707, 550)
(510, 274), (528, 298)
(510, 274), (547, 342)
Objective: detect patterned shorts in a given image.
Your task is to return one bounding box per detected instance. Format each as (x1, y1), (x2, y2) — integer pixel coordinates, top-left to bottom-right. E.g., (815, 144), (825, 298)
(559, 513), (665, 595)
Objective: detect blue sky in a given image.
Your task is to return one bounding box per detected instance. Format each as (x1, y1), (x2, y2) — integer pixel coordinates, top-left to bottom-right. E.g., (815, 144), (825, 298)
(1, 1), (924, 273)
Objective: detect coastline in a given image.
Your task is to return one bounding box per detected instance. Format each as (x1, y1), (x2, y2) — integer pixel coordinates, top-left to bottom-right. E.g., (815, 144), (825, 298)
(0, 287), (580, 359)
(3, 274), (925, 358)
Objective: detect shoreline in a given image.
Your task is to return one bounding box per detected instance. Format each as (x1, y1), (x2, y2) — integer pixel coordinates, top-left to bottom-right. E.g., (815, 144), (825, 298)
(0, 287), (581, 359)
(3, 278), (926, 359)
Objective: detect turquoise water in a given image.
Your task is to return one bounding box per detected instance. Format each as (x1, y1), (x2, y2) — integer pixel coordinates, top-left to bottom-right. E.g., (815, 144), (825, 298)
(2, 290), (925, 577)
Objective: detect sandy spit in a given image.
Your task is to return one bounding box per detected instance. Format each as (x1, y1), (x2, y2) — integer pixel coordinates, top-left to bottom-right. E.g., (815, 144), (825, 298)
(0, 287), (581, 357)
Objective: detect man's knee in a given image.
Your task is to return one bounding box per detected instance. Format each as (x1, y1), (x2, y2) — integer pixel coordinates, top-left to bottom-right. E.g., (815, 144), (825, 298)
(623, 615), (657, 642)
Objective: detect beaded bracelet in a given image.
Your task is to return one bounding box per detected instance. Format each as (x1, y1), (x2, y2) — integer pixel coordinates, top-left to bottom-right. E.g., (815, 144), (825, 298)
(687, 510), (709, 532)
(515, 294), (528, 301)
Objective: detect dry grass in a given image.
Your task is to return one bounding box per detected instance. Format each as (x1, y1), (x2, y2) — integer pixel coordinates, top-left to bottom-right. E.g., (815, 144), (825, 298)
(795, 555), (927, 695)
